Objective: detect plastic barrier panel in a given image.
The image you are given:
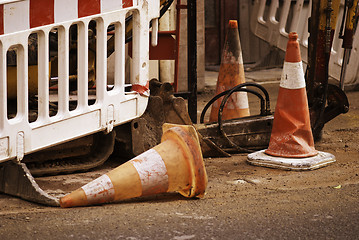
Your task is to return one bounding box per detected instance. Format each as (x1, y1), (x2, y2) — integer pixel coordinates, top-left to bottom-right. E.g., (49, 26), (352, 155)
(250, 0), (359, 86)
(0, 0), (159, 162)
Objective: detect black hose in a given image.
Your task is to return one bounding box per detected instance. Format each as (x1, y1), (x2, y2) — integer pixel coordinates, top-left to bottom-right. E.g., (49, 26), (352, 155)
(200, 82), (271, 123)
(200, 82), (271, 153)
(218, 83), (271, 153)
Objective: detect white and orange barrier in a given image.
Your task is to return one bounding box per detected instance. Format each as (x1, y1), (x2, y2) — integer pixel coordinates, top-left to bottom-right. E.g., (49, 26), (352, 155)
(0, 0), (135, 35)
(0, 0), (159, 163)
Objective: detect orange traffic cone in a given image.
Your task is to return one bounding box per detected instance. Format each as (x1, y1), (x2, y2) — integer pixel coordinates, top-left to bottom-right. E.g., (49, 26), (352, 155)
(209, 20), (250, 122)
(60, 124), (208, 207)
(247, 32), (335, 170)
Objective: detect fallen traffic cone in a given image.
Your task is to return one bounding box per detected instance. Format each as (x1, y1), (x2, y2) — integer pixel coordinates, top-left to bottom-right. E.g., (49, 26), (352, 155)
(60, 124), (208, 207)
(209, 20), (250, 122)
(247, 32), (335, 170)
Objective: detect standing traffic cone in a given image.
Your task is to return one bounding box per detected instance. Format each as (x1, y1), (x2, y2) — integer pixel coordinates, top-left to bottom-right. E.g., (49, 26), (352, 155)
(209, 20), (250, 122)
(60, 124), (207, 207)
(247, 32), (335, 170)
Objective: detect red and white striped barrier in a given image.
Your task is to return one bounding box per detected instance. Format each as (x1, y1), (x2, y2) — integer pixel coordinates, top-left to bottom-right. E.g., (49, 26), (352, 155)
(0, 0), (135, 35)
(0, 0), (159, 163)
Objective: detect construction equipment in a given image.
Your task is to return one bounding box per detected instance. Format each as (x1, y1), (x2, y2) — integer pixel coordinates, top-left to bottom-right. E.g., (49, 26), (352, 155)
(306, 0), (351, 140)
(0, 0), (356, 205)
(338, 0), (359, 90)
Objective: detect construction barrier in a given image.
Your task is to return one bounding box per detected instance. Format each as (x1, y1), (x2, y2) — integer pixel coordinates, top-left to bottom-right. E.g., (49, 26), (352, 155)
(0, 0), (159, 163)
(250, 0), (359, 87)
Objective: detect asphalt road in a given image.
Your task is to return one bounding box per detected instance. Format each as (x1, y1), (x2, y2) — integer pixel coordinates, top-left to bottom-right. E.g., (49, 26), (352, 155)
(0, 167), (358, 239)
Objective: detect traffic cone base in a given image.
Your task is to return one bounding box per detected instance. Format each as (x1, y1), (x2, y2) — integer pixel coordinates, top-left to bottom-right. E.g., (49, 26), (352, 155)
(160, 123), (207, 198)
(247, 150), (336, 171)
(60, 124), (208, 208)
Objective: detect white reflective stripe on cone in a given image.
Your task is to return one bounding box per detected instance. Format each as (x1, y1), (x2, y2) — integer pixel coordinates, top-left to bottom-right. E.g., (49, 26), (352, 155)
(82, 174), (115, 204)
(131, 148), (169, 195)
(280, 61), (306, 89)
(225, 92), (249, 110)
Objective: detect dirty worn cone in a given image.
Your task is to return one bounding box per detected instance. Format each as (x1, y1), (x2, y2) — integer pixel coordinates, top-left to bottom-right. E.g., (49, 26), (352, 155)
(247, 32), (335, 170)
(60, 124), (208, 207)
(266, 32), (317, 158)
(209, 20), (250, 122)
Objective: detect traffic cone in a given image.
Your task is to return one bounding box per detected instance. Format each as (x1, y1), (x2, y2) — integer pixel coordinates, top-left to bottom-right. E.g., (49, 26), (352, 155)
(209, 20), (250, 122)
(247, 32), (335, 170)
(60, 124), (208, 207)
